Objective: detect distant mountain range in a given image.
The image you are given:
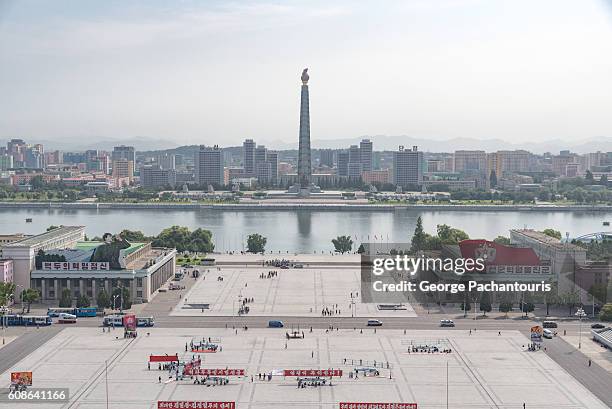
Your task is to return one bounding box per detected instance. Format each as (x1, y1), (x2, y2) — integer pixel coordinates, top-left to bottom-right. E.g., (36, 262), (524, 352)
(7, 135), (612, 154)
(264, 135), (612, 154)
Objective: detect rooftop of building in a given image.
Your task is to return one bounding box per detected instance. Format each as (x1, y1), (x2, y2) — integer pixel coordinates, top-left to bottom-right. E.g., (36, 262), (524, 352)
(74, 241), (145, 255)
(4, 225), (84, 248)
(510, 229), (585, 252)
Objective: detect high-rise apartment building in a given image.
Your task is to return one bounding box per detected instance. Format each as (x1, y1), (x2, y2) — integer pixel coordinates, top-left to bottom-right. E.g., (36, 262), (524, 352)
(393, 146), (423, 188)
(266, 152), (279, 184)
(141, 166), (176, 188)
(454, 150), (487, 173)
(194, 145), (223, 187)
(112, 145), (136, 162)
(243, 139), (256, 176)
(156, 153), (176, 170)
(112, 159), (134, 179)
(337, 151), (349, 177)
(493, 150), (531, 176)
(319, 149), (334, 168)
(360, 139), (373, 172)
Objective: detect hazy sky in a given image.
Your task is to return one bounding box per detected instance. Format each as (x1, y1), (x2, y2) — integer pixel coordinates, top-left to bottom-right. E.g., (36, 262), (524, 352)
(1, 0), (611, 147)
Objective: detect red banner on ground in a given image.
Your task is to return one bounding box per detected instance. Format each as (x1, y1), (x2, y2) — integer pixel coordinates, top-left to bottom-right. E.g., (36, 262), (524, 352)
(10, 371), (33, 386)
(184, 368), (245, 376)
(284, 369), (343, 377)
(158, 402), (235, 409)
(340, 404), (417, 409)
(149, 355), (179, 362)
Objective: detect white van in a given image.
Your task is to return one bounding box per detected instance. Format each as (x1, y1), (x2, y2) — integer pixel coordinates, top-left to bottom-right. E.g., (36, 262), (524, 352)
(543, 329), (554, 339)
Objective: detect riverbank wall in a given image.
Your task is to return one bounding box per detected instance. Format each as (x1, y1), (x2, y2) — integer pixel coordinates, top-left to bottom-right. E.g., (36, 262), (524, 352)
(1, 201), (612, 212)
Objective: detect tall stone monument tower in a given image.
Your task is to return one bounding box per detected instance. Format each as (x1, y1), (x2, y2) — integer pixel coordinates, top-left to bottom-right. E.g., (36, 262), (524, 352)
(297, 68), (312, 187)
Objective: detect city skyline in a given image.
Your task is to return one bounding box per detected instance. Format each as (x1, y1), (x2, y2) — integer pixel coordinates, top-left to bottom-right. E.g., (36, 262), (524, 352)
(1, 0), (612, 146)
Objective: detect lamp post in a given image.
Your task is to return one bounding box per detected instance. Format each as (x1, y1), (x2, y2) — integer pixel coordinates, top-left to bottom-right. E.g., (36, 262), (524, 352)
(575, 307), (586, 349)
(112, 294), (120, 312)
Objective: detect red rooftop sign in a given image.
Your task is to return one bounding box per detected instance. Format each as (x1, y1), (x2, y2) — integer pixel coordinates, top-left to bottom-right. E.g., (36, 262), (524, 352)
(340, 404), (417, 409)
(158, 402), (235, 409)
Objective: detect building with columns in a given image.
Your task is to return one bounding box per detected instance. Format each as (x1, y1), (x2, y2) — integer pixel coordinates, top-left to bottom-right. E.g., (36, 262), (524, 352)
(30, 241), (176, 305)
(2, 226), (176, 304)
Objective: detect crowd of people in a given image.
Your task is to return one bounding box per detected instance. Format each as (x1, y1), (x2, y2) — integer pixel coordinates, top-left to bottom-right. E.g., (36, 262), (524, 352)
(322, 305), (341, 316)
(260, 271), (278, 279)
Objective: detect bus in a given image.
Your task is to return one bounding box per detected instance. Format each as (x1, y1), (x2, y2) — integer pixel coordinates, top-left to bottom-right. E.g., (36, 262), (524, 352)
(103, 315), (155, 327)
(102, 315), (124, 327)
(3, 315), (52, 326)
(47, 308), (75, 317)
(48, 307), (98, 317)
(75, 307), (97, 317)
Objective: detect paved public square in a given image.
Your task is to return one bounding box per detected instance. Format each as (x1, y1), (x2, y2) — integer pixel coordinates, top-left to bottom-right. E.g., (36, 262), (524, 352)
(0, 327), (607, 409)
(171, 264), (417, 318)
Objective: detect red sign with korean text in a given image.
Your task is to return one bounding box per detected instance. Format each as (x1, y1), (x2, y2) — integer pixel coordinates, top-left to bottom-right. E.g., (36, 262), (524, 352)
(149, 355), (179, 362)
(284, 369), (343, 377)
(183, 368), (245, 376)
(158, 402), (235, 409)
(339, 404), (417, 409)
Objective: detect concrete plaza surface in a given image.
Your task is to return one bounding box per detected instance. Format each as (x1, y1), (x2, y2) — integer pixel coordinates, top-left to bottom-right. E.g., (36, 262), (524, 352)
(171, 264), (417, 318)
(0, 327), (607, 409)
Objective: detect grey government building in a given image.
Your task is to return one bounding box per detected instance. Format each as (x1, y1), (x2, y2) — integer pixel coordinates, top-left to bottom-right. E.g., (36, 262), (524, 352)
(2, 226), (176, 304)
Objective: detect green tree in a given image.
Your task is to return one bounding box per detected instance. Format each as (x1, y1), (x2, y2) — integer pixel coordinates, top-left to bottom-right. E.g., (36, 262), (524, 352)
(479, 292), (492, 316)
(499, 301), (513, 317)
(600, 174), (608, 186)
(588, 284), (608, 304)
(560, 290), (580, 316)
(96, 289), (110, 309)
(489, 170), (497, 188)
(121, 288), (132, 310)
(410, 216), (428, 253)
(585, 170), (594, 183)
(521, 302), (535, 316)
(436, 224), (469, 244)
(30, 175), (45, 190)
(332, 235), (353, 254)
(493, 236), (511, 245)
(188, 228), (214, 253)
(46, 225), (60, 232)
(357, 244), (365, 254)
(76, 295), (90, 308)
(600, 303), (612, 322)
(247, 233), (267, 253)
(119, 229), (149, 242)
(0, 282), (16, 306)
(541, 229), (562, 240)
(20, 289), (40, 313)
(59, 288), (72, 308)
(153, 226), (192, 252)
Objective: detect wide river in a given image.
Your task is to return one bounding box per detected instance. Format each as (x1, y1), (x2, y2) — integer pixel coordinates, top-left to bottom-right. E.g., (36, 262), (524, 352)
(1, 208), (611, 253)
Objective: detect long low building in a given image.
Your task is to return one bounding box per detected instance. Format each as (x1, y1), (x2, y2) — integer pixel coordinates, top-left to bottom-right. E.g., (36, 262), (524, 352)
(1, 226), (176, 304)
